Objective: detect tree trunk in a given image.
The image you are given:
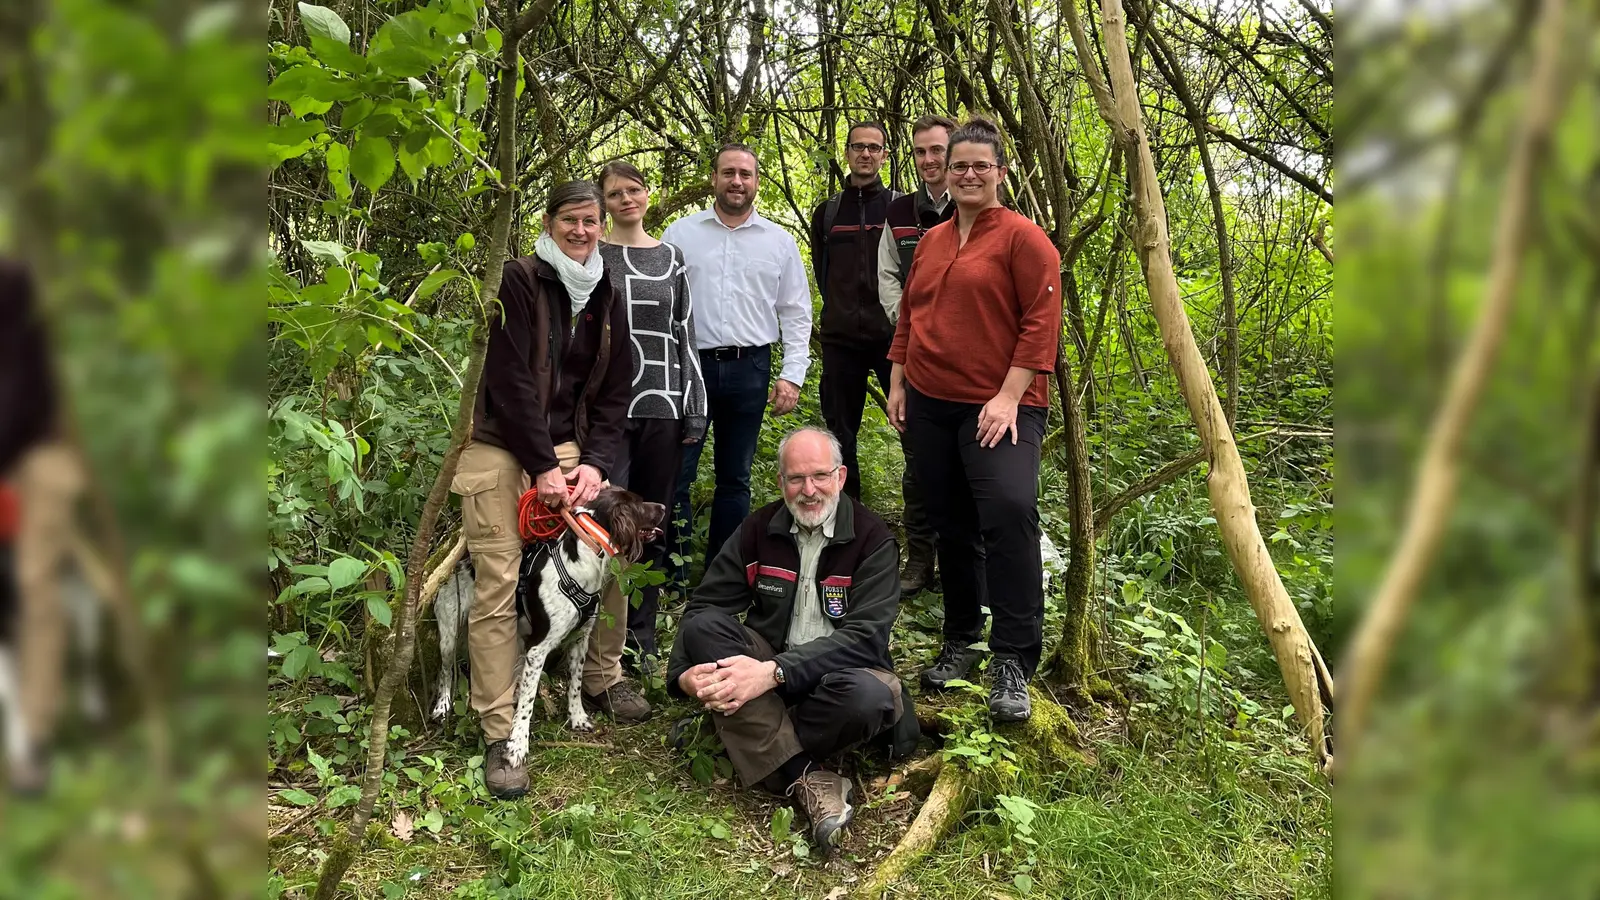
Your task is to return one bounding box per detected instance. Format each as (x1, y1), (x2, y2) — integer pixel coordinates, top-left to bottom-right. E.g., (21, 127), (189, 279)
(1066, 0), (1329, 767)
(311, 2), (558, 896)
(1337, 0), (1567, 760)
(1047, 335), (1098, 689)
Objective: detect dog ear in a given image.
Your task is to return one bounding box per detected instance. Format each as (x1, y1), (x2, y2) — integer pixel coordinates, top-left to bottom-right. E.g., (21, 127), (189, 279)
(612, 500), (643, 562)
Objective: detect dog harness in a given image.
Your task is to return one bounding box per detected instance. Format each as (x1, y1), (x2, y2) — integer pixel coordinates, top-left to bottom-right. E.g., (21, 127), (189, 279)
(514, 488), (620, 624)
(517, 539), (603, 622)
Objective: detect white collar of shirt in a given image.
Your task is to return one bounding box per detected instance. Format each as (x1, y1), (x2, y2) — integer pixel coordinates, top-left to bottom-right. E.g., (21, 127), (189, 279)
(689, 206), (769, 233)
(927, 187), (950, 210)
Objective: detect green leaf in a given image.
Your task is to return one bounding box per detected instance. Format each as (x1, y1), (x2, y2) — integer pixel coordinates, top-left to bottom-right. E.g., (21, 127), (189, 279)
(281, 644), (317, 680)
(301, 239), (348, 265)
(278, 788), (317, 807)
(369, 11), (439, 77)
(297, 3), (350, 45)
(415, 268), (462, 299)
(463, 67), (487, 116)
(292, 576), (331, 597)
(311, 37), (368, 75)
(340, 98), (375, 129)
(769, 806), (794, 842)
(327, 785), (362, 807)
(421, 808), (445, 833)
(328, 556), (366, 591)
(456, 232), (475, 250)
(325, 141), (352, 200)
(366, 595), (393, 627)
(269, 119), (326, 165)
(1013, 873), (1035, 894)
(399, 143), (429, 183)
(706, 820), (731, 840)
(351, 135), (396, 194)
(304, 695), (342, 718)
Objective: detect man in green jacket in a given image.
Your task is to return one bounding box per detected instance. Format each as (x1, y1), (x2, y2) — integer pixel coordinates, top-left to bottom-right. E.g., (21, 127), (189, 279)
(666, 426), (913, 852)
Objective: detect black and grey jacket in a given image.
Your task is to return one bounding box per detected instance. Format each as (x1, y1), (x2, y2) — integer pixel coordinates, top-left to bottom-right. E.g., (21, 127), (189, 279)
(667, 497), (901, 699)
(598, 242), (709, 440)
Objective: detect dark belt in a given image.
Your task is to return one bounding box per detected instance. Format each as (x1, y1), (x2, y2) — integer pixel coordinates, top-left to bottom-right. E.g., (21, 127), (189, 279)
(703, 344), (768, 361)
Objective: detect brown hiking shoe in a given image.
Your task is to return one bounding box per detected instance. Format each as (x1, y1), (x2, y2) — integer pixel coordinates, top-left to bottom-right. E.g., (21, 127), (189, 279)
(484, 740), (528, 800)
(789, 769), (855, 851)
(582, 679), (652, 723)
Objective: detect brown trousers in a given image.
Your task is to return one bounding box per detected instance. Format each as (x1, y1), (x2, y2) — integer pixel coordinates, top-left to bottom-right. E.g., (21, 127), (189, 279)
(676, 609), (903, 787)
(11, 440), (84, 746)
(451, 440), (625, 741)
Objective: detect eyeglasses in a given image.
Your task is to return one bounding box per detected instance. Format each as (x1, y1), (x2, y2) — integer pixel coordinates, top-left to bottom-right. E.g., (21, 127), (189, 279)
(555, 215), (601, 229)
(846, 142), (887, 154)
(605, 186), (646, 201)
(782, 466), (840, 489)
(948, 161), (999, 175)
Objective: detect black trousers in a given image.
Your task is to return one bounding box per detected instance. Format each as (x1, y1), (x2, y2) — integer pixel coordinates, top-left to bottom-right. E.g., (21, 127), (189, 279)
(820, 341), (893, 499)
(674, 609), (902, 787)
(904, 385), (1048, 673)
(899, 430), (937, 564)
(611, 416), (685, 659)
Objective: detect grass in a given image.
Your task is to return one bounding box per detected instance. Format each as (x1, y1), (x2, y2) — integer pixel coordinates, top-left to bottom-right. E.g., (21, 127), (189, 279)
(268, 622), (1330, 900)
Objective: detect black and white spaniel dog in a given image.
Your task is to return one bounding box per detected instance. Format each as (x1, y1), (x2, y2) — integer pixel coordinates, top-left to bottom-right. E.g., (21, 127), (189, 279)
(432, 486), (663, 766)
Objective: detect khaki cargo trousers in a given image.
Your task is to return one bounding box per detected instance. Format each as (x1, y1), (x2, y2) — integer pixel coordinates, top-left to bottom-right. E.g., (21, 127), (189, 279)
(11, 440), (85, 748)
(450, 439), (626, 742)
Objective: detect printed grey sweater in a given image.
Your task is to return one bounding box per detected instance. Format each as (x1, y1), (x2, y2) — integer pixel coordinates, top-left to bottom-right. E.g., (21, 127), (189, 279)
(599, 241), (709, 439)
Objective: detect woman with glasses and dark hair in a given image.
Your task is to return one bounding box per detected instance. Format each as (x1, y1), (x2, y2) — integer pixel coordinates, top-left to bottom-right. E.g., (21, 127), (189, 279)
(452, 180), (641, 800)
(594, 160), (708, 671)
(885, 116), (1063, 723)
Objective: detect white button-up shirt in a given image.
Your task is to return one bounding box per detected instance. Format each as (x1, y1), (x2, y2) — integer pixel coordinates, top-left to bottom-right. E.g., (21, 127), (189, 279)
(661, 208), (813, 386)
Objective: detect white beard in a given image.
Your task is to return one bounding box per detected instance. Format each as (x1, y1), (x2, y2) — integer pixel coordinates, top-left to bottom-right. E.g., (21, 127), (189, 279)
(788, 492), (840, 529)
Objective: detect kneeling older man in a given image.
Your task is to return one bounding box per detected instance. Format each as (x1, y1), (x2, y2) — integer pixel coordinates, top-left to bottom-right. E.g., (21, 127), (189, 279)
(666, 426), (916, 850)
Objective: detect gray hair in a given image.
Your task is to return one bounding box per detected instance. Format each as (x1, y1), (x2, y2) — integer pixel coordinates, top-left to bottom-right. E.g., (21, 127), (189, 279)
(776, 426), (843, 475)
(544, 179), (604, 218)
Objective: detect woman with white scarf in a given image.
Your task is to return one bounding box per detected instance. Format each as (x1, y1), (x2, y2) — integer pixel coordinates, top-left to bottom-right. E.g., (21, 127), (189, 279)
(452, 180), (645, 802)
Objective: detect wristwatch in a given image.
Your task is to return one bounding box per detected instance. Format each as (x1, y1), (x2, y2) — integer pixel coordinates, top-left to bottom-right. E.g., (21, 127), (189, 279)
(772, 661), (786, 687)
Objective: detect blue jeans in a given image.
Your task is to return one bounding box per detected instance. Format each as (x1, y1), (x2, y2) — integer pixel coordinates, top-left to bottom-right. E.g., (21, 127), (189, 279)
(673, 345), (772, 579)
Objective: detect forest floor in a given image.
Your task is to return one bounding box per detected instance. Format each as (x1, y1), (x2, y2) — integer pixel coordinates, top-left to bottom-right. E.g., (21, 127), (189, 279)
(268, 594), (1330, 900)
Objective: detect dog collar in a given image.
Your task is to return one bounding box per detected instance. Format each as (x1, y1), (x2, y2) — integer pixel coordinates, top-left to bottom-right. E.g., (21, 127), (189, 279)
(562, 507), (619, 557)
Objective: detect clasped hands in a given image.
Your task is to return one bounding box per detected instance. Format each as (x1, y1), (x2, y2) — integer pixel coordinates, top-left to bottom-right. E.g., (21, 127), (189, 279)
(535, 463), (605, 510)
(678, 655), (779, 716)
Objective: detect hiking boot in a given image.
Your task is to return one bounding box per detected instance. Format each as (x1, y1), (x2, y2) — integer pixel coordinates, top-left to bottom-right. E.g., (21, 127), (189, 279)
(919, 640), (982, 690)
(789, 769), (855, 851)
(988, 656), (1032, 723)
(484, 740), (528, 800)
(583, 679), (652, 723)
(898, 551), (935, 594)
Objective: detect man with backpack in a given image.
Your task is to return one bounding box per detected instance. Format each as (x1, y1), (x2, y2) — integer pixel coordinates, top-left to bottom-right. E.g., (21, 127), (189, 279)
(809, 121), (901, 507)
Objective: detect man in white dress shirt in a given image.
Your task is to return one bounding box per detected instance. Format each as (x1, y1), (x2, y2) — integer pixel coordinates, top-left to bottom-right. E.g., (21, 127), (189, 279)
(662, 144), (813, 571)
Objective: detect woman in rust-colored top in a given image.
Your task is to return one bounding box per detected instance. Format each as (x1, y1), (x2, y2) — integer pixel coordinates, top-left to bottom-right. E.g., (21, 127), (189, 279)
(886, 117), (1062, 723)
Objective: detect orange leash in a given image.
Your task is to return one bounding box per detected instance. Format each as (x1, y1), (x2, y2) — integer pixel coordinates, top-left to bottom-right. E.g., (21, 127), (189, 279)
(517, 487), (617, 557)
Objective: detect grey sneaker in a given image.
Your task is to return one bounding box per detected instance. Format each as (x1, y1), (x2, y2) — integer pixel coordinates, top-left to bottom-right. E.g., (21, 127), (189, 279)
(989, 656), (1032, 723)
(789, 769), (855, 851)
(484, 739), (528, 800)
(583, 679), (652, 723)
(920, 640), (983, 690)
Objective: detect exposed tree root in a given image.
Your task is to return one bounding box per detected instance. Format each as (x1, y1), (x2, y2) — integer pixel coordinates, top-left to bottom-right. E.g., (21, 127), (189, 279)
(857, 757), (969, 898)
(858, 689), (1088, 898)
